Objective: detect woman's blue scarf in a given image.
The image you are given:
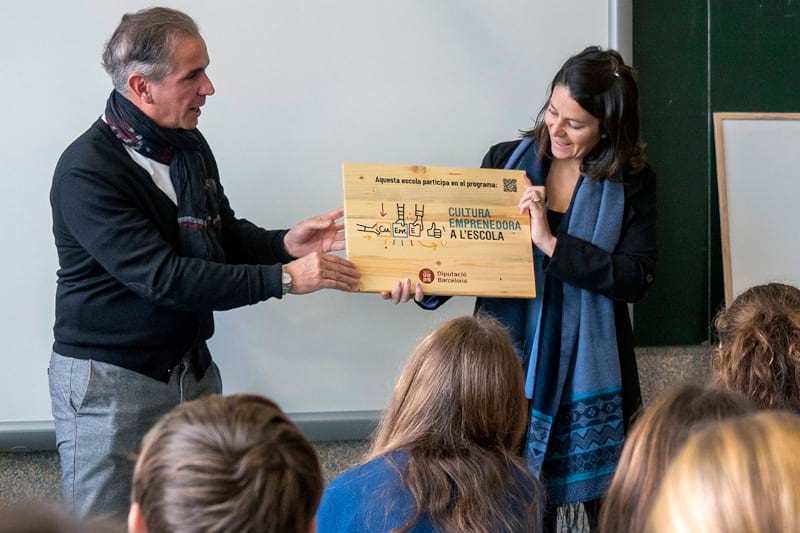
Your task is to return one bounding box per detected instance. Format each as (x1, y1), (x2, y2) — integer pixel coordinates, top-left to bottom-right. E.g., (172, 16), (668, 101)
(478, 138), (625, 505)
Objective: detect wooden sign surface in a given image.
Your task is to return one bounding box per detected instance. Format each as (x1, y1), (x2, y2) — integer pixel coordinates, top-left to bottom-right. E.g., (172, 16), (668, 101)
(343, 163), (535, 297)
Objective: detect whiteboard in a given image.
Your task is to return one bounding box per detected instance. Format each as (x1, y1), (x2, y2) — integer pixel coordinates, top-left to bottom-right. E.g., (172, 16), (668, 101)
(714, 113), (800, 305)
(0, 1), (615, 445)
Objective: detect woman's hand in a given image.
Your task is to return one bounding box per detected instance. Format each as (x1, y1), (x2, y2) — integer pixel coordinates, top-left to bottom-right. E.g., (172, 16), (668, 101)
(380, 278), (424, 304)
(518, 177), (557, 256)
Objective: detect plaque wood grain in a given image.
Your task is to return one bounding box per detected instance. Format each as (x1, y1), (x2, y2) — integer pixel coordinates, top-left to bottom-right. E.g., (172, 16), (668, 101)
(343, 163), (535, 297)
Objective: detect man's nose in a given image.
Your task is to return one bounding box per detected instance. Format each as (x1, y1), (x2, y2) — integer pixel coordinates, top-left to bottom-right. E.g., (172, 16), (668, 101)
(201, 73), (215, 96)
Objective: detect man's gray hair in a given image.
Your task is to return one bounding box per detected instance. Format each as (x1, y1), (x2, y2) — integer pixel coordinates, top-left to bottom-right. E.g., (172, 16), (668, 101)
(102, 7), (199, 94)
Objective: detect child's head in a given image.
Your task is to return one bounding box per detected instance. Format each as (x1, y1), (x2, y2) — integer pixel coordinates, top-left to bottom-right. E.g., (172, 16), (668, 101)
(598, 384), (754, 533)
(648, 411), (800, 533)
(129, 394), (322, 533)
(373, 314), (527, 455)
(369, 314), (539, 533)
(713, 282), (800, 411)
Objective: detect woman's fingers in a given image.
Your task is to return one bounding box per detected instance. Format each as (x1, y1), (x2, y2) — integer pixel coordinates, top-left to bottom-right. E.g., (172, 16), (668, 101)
(518, 185), (546, 212)
(382, 278), (423, 304)
(413, 282), (424, 302)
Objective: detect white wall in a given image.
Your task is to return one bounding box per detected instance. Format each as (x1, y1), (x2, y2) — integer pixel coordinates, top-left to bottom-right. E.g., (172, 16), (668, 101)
(0, 1), (611, 441)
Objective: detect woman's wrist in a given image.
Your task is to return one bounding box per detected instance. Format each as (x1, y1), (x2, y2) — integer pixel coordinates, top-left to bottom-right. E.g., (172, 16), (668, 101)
(536, 235), (557, 257)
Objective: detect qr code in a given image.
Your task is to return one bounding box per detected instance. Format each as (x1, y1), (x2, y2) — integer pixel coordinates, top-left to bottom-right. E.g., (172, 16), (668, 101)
(503, 178), (517, 193)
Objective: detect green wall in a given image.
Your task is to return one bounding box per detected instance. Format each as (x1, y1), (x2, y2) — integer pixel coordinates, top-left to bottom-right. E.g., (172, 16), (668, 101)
(633, 1), (800, 345)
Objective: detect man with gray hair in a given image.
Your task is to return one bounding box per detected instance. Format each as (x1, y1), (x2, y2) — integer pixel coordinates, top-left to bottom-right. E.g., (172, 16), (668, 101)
(49, 7), (358, 520)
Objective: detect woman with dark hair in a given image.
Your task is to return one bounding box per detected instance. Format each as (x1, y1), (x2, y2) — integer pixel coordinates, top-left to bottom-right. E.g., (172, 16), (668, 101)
(316, 315), (542, 532)
(384, 46), (657, 529)
(712, 282), (800, 411)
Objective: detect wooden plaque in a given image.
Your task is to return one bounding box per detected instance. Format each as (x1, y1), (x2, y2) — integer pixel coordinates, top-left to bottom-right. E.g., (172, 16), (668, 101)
(343, 163), (535, 297)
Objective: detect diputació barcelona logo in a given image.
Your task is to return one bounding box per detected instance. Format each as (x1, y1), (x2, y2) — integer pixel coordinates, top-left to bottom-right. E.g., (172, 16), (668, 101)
(419, 269), (435, 284)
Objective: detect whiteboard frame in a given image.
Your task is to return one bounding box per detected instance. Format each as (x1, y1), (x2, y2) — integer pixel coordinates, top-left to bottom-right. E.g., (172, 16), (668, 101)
(713, 112), (800, 306)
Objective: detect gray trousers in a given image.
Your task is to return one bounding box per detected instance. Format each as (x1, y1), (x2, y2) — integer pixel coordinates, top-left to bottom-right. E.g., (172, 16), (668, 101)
(48, 352), (222, 521)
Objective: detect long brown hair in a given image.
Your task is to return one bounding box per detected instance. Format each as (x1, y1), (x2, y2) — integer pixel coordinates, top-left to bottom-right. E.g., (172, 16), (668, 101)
(598, 384), (754, 533)
(712, 282), (800, 411)
(647, 411), (800, 533)
(369, 315), (541, 532)
(132, 394), (322, 533)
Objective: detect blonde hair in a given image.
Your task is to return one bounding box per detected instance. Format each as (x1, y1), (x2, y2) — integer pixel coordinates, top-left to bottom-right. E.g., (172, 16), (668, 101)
(712, 282), (800, 411)
(369, 315), (541, 533)
(647, 411), (800, 533)
(598, 384), (754, 533)
(132, 394), (322, 533)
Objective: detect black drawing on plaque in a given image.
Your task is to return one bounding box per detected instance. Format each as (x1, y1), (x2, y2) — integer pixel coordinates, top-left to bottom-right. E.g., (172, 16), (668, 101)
(392, 203), (408, 238)
(356, 223), (390, 236)
(409, 204), (424, 237)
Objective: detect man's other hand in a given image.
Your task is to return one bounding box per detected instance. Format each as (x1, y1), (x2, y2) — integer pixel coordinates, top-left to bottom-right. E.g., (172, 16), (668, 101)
(284, 207), (345, 258)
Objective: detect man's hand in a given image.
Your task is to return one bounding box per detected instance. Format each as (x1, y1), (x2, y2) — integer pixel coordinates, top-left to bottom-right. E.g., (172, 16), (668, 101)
(284, 252), (360, 294)
(284, 207), (345, 258)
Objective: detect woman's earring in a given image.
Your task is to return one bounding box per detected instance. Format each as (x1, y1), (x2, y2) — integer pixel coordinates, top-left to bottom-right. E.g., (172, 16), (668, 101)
(601, 133), (607, 139)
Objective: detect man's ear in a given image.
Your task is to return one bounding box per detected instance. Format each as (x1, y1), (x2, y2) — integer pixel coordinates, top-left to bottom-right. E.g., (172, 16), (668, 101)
(127, 73), (152, 104)
(128, 502), (148, 533)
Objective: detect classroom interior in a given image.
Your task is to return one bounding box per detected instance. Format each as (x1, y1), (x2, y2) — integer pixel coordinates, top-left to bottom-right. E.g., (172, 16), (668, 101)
(1, 2), (798, 531)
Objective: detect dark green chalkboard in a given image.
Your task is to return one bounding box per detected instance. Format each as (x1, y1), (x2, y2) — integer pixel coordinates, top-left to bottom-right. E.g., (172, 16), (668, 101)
(632, 0), (800, 345)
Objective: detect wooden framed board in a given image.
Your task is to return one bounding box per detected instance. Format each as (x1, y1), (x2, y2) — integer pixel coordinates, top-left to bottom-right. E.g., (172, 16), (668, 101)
(713, 112), (800, 306)
(343, 163), (535, 297)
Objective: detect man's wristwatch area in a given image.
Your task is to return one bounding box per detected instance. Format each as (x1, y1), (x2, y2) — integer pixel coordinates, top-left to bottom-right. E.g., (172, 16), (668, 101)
(281, 267), (293, 296)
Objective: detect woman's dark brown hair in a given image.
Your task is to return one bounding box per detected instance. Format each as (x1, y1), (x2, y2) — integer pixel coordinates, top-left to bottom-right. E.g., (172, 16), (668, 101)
(526, 45), (647, 179)
(598, 384), (754, 533)
(368, 315), (541, 533)
(712, 282), (800, 411)
(132, 394), (323, 533)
